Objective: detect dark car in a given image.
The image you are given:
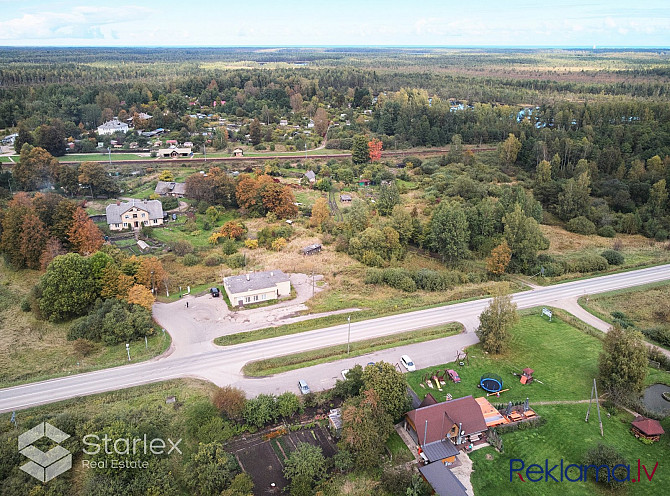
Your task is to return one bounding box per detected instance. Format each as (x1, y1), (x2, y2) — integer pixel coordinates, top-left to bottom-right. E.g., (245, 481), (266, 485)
(210, 287), (220, 297)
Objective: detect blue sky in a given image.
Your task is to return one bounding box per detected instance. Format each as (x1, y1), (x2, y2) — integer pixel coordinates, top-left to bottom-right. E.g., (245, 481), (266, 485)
(0, 1), (668, 47)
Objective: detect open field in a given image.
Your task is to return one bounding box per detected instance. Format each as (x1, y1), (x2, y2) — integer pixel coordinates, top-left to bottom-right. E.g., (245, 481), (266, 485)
(242, 323), (462, 376)
(406, 313), (605, 404)
(579, 281), (670, 350)
(470, 403), (670, 496)
(0, 262), (171, 388)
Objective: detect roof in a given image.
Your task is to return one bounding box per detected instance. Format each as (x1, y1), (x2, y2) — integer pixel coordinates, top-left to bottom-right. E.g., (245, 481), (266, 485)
(632, 416), (665, 436)
(422, 439), (459, 462)
(98, 119), (128, 131)
(302, 243), (322, 253)
(223, 270), (290, 295)
(340, 194), (352, 200)
(406, 395), (488, 445)
(419, 463), (468, 496)
(158, 147), (191, 155)
(105, 199), (164, 224)
(475, 396), (508, 428)
(419, 393), (438, 408)
(155, 181), (186, 196)
(137, 240), (149, 250)
(328, 409), (342, 430)
(304, 170), (316, 181)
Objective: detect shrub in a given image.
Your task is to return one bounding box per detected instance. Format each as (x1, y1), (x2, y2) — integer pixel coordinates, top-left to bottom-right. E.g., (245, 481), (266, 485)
(212, 386), (246, 420)
(271, 237), (287, 251)
(226, 253), (246, 269)
(222, 239), (238, 255)
(567, 216), (597, 235)
(641, 327), (670, 347)
(20, 298), (31, 312)
(655, 229), (668, 241)
(601, 249), (624, 266)
(160, 196), (179, 210)
(244, 239), (258, 249)
(183, 253), (200, 266)
(582, 444), (627, 489)
(597, 225), (616, 238)
(566, 254), (608, 273)
(67, 299), (153, 345)
(171, 240), (194, 256)
(203, 255), (223, 266)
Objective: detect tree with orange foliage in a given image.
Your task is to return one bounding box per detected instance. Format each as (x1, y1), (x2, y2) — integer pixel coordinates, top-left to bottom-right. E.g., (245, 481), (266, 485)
(126, 284), (155, 310)
(20, 212), (49, 270)
(68, 208), (104, 255)
(100, 265), (135, 299)
(220, 220), (246, 240)
(40, 237), (66, 270)
(260, 183), (298, 219)
(235, 175), (260, 210)
(486, 240), (512, 276)
(368, 138), (383, 162)
(135, 256), (167, 294)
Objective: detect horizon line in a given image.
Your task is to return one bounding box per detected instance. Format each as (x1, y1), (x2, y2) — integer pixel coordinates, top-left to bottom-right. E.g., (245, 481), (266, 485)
(0, 44), (668, 50)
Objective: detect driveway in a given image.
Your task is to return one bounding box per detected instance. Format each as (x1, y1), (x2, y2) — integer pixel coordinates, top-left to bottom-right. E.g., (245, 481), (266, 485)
(153, 273), (359, 358)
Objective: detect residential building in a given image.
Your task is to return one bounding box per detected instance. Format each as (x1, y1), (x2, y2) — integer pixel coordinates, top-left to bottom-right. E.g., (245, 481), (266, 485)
(157, 147), (191, 158)
(232, 148), (244, 157)
(304, 170), (316, 183)
(154, 181), (186, 198)
(302, 243), (322, 255)
(223, 270), (291, 307)
(404, 395), (488, 447)
(339, 194), (352, 202)
(97, 118), (129, 135)
(105, 199), (164, 231)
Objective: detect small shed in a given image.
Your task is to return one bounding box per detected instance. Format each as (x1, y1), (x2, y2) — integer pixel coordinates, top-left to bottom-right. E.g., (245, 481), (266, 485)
(339, 194), (352, 202)
(328, 408), (342, 433)
(137, 240), (149, 252)
(304, 170), (316, 183)
(302, 243), (322, 256)
(631, 416), (665, 442)
(232, 148), (244, 157)
(358, 179), (371, 187)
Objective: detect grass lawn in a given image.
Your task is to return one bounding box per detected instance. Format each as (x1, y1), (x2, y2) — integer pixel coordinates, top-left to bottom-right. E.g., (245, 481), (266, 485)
(386, 431), (413, 463)
(470, 404), (670, 496)
(406, 314), (604, 404)
(0, 155), (16, 163)
(148, 210), (236, 247)
(242, 323), (462, 376)
(0, 261), (171, 388)
(579, 281), (670, 350)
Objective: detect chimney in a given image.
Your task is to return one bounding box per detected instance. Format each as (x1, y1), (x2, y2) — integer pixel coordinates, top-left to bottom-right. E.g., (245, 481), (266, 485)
(270, 271), (274, 277)
(246, 274), (250, 281)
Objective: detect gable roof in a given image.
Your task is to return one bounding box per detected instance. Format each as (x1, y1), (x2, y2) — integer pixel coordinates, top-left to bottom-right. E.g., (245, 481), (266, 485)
(406, 395), (488, 445)
(223, 270), (290, 295)
(419, 393), (438, 408)
(155, 181), (186, 195)
(106, 199), (164, 224)
(632, 416), (665, 436)
(304, 170), (316, 181)
(419, 462), (468, 496)
(98, 119), (129, 131)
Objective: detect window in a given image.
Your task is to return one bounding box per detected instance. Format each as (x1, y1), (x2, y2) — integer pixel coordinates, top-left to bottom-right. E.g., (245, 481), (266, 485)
(133, 213), (138, 218)
(245, 296), (250, 303)
(261, 294), (266, 300)
(253, 295), (259, 302)
(153, 219), (157, 224)
(141, 213), (145, 217)
(123, 223), (127, 227)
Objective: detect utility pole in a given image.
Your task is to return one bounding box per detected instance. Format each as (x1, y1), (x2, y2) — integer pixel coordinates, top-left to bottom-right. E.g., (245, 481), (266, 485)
(585, 378), (604, 437)
(312, 268), (315, 297)
(347, 315), (351, 354)
(203, 143), (207, 162)
(107, 146), (112, 165)
(125, 343), (131, 361)
(305, 142), (307, 160)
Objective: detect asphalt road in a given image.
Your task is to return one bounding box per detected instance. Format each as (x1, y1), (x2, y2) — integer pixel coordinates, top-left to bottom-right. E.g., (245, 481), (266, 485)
(1, 264), (669, 413)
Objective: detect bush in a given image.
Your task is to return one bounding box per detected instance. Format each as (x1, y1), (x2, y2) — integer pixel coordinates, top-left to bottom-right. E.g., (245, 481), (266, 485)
(222, 238), (238, 255)
(597, 225), (616, 238)
(183, 253), (200, 266)
(567, 216), (597, 235)
(641, 327), (670, 347)
(226, 253), (246, 269)
(160, 196), (179, 210)
(244, 239), (258, 249)
(655, 229), (668, 241)
(203, 255), (224, 266)
(20, 297), (31, 312)
(172, 240), (194, 256)
(582, 444), (627, 489)
(601, 249), (624, 266)
(566, 254), (608, 273)
(67, 299), (153, 345)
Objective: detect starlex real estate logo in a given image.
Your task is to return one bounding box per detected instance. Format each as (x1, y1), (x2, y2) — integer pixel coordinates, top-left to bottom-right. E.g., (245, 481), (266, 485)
(18, 422), (72, 482)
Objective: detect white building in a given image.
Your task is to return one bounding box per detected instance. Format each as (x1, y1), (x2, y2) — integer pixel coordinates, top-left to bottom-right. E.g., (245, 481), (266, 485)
(223, 270), (291, 307)
(97, 118), (129, 136)
(105, 199), (164, 231)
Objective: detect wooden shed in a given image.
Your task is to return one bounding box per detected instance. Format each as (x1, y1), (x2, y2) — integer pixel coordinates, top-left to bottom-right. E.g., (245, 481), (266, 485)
(631, 416), (665, 442)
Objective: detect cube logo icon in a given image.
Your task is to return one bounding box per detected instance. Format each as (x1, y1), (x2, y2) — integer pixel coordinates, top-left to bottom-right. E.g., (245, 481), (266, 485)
(18, 422), (72, 482)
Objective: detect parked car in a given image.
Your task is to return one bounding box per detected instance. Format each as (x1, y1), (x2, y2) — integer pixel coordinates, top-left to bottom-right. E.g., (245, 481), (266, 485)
(400, 355), (416, 372)
(447, 369), (461, 383)
(298, 379), (311, 394)
(341, 369), (350, 380)
(209, 287), (220, 297)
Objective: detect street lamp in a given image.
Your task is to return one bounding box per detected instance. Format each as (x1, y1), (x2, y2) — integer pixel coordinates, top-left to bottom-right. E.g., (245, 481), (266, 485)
(107, 147), (112, 165)
(125, 343), (131, 361)
(347, 315), (351, 354)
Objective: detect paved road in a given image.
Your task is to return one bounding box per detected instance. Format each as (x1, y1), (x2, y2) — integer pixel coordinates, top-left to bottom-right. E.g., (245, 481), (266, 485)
(1, 264), (669, 413)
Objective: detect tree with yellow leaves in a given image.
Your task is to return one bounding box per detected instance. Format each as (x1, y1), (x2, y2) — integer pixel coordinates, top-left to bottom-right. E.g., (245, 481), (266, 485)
(310, 197), (330, 230)
(68, 207), (104, 255)
(486, 240), (512, 276)
(126, 284), (155, 310)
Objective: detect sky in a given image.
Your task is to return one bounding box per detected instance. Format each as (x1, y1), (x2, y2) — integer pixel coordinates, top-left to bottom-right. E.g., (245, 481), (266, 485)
(0, 1), (668, 47)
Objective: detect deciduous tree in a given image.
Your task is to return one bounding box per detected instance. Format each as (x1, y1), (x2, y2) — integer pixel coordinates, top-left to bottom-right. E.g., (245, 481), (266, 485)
(362, 361), (410, 419)
(503, 204), (549, 271)
(67, 207), (104, 255)
(476, 291), (518, 354)
(283, 443), (327, 496)
(486, 240), (512, 276)
(39, 253), (97, 321)
(310, 197), (330, 230)
(599, 325), (647, 402)
(126, 284), (155, 310)
(498, 133), (521, 168)
(368, 138), (383, 162)
(351, 134), (369, 164)
(212, 386), (247, 420)
(429, 201), (470, 264)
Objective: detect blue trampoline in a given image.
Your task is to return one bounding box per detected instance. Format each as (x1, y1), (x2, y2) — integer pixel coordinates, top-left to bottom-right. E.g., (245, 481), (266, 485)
(480, 373), (503, 393)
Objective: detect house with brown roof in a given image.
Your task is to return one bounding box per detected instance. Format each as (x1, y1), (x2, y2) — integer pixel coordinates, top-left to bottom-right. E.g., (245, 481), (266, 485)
(404, 395), (488, 448)
(631, 416), (665, 442)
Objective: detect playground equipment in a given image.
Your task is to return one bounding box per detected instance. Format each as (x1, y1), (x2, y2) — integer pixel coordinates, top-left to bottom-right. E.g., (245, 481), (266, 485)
(520, 368), (534, 385)
(487, 388), (509, 397)
(479, 373), (503, 393)
(447, 369), (461, 383)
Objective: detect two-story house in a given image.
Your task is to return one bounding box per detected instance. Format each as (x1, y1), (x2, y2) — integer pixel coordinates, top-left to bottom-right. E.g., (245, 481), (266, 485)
(106, 199), (164, 231)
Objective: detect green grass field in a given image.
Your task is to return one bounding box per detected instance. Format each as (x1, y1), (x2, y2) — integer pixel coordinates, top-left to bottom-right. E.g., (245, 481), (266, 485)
(406, 314), (603, 404)
(470, 404), (670, 496)
(148, 210), (236, 247)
